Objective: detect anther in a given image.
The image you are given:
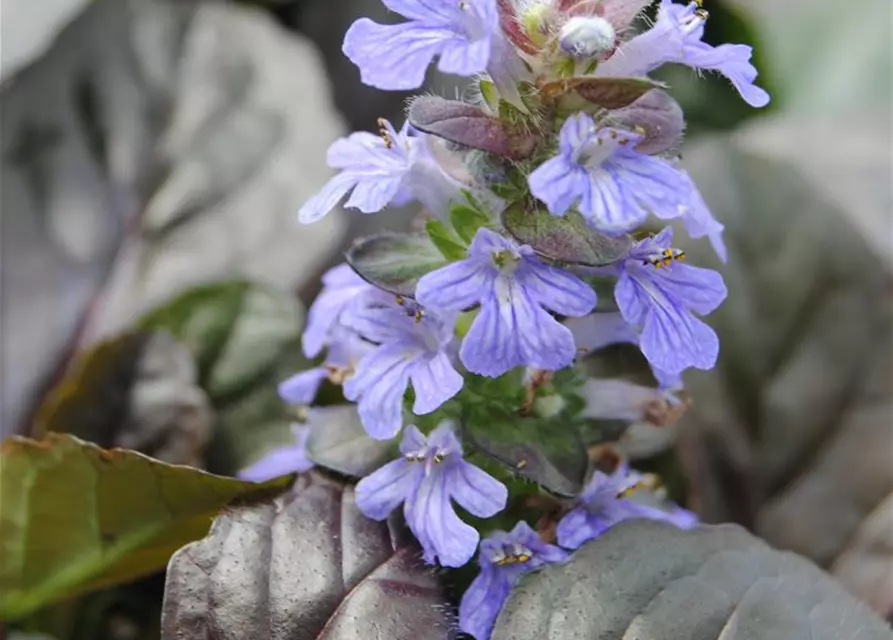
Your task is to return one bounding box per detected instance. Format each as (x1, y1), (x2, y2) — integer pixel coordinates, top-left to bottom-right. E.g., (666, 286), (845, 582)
(377, 117), (393, 149)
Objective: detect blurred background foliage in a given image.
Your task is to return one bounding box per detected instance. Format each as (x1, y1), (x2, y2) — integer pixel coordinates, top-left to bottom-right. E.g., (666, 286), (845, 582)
(1, 0), (890, 638)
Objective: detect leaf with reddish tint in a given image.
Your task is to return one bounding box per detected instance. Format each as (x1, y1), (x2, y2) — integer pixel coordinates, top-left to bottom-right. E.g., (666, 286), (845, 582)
(409, 96), (537, 160)
(541, 77), (663, 110)
(502, 204), (632, 266)
(610, 90), (686, 155)
(161, 472), (452, 639)
(0, 434), (291, 621)
(493, 521), (891, 639)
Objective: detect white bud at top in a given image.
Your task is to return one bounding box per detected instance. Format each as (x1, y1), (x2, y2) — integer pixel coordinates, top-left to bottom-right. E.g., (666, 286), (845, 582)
(559, 16), (616, 59)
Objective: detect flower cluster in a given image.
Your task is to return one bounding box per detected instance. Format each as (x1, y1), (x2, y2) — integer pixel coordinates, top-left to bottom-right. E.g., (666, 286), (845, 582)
(243, 1), (768, 637)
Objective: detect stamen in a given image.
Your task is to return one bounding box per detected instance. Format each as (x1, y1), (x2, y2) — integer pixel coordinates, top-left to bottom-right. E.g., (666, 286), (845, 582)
(377, 117), (393, 149)
(324, 364), (354, 384)
(644, 248), (685, 269)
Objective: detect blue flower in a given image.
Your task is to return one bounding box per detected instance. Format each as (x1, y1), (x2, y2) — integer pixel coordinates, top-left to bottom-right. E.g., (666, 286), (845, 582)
(459, 521), (567, 640)
(342, 302), (463, 440)
(238, 425), (314, 482)
(528, 113), (694, 235)
(615, 227), (727, 374)
(416, 228), (596, 378)
(301, 263), (374, 359)
(678, 170), (727, 263)
(342, 0), (497, 91)
(299, 120), (459, 224)
(556, 464), (698, 549)
(356, 423), (508, 567)
(598, 0), (770, 108)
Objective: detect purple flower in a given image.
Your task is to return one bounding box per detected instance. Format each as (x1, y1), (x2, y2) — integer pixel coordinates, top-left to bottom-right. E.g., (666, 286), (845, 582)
(277, 368), (329, 406)
(528, 114), (693, 235)
(565, 311), (683, 390)
(299, 120), (458, 224)
(342, 0), (498, 91)
(301, 263), (373, 359)
(678, 170), (727, 262)
(598, 0), (770, 108)
(238, 425), (314, 482)
(615, 227), (727, 374)
(459, 521), (567, 640)
(416, 228), (596, 377)
(556, 465), (697, 549)
(356, 423), (508, 567)
(342, 303), (463, 440)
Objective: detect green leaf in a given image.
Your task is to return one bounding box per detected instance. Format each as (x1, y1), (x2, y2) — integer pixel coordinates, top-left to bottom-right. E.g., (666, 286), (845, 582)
(502, 205), (633, 266)
(465, 416), (588, 496)
(31, 332), (213, 468)
(305, 405), (394, 477)
(161, 472), (452, 639)
(450, 204), (490, 244)
(493, 520), (891, 639)
(138, 281), (303, 402)
(346, 232), (450, 297)
(0, 433), (291, 621)
(459, 375), (590, 496)
(3, 0), (347, 435)
(478, 79), (500, 111)
(426, 219), (468, 261)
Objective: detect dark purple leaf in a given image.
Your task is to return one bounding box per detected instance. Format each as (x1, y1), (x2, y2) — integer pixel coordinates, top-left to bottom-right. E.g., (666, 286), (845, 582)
(409, 96), (537, 160)
(493, 521), (891, 639)
(541, 77), (663, 110)
(610, 90), (685, 155)
(502, 205), (632, 266)
(161, 471), (452, 640)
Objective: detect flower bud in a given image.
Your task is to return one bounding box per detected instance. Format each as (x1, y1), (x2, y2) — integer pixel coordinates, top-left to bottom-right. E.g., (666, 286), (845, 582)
(559, 16), (616, 59)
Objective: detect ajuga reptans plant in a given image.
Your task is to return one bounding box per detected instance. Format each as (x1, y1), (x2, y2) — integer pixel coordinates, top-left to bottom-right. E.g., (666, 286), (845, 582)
(243, 1), (768, 637)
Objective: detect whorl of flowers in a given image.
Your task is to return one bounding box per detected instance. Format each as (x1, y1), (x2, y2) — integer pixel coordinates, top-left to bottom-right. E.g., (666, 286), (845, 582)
(246, 1), (768, 637)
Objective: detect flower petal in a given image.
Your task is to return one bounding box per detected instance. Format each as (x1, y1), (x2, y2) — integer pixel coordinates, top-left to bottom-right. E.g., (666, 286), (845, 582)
(528, 155), (585, 216)
(438, 33), (491, 77)
(408, 470), (480, 567)
(298, 171), (357, 224)
(344, 344), (414, 439)
(326, 131), (385, 168)
(639, 301), (719, 373)
(615, 269), (650, 327)
(344, 173), (406, 214)
(343, 19), (452, 91)
(447, 460), (508, 518)
(655, 263), (727, 316)
(356, 458), (420, 520)
(459, 568), (512, 640)
(277, 368), (327, 405)
(566, 311), (638, 353)
(416, 258), (491, 311)
(460, 283), (577, 376)
(410, 351), (464, 415)
(582, 163), (645, 233)
(520, 260), (597, 317)
(399, 424), (429, 454)
(555, 507), (604, 549)
(238, 431), (314, 482)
